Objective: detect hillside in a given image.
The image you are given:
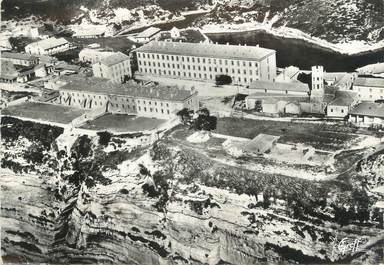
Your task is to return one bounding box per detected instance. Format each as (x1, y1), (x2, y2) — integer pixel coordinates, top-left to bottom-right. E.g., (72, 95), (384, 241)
(2, 0), (383, 43)
(1, 117), (383, 264)
(194, 0), (384, 43)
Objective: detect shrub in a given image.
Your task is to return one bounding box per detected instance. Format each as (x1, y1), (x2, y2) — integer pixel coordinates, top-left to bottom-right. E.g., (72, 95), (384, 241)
(97, 131), (112, 146)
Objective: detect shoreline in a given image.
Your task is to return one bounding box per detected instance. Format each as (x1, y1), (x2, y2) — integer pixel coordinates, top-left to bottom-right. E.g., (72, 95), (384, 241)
(201, 23), (384, 57)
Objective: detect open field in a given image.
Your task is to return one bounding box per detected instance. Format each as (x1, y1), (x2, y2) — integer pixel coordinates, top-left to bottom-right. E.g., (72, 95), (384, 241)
(2, 102), (86, 124)
(80, 114), (166, 132)
(68, 37), (136, 52)
(215, 117), (360, 151)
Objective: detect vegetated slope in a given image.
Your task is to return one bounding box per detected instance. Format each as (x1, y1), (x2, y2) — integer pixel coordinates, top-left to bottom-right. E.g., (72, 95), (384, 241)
(195, 0), (384, 43)
(1, 0), (210, 21)
(3, 0), (384, 43)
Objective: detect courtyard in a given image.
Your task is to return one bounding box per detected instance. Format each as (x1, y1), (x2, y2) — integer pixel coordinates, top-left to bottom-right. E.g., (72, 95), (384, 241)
(80, 114), (166, 133)
(2, 102), (86, 124)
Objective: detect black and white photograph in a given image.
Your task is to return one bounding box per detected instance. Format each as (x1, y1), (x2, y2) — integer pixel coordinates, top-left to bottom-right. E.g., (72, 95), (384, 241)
(0, 0), (384, 264)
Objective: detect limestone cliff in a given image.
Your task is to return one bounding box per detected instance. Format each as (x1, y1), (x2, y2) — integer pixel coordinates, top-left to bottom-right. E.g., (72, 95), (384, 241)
(1, 118), (383, 264)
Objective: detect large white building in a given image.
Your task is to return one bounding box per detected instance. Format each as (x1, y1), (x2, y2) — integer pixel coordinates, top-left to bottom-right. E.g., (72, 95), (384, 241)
(136, 41), (277, 85)
(79, 48), (116, 64)
(49, 76), (198, 119)
(353, 77), (384, 101)
(25, 37), (70, 55)
(92, 52), (132, 83)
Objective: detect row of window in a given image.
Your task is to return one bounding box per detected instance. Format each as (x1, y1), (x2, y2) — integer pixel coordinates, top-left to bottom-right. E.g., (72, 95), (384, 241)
(140, 61), (259, 76)
(138, 106), (170, 114)
(358, 94), (384, 99)
(357, 87), (384, 93)
(110, 103), (135, 109)
(138, 52), (259, 67)
(137, 99), (169, 107)
(63, 92), (108, 100)
(141, 67), (257, 83)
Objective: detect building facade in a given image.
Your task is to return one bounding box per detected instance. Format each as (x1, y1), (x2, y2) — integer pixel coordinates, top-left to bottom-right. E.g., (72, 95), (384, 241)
(79, 48), (115, 64)
(248, 80), (310, 96)
(92, 52), (132, 83)
(25, 37), (70, 56)
(348, 102), (384, 126)
(50, 76), (198, 119)
(136, 41), (277, 85)
(1, 52), (39, 67)
(326, 91), (357, 118)
(353, 77), (384, 101)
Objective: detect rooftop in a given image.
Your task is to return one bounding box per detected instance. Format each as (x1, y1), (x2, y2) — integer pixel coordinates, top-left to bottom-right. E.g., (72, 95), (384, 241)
(136, 27), (161, 39)
(329, 90), (357, 106)
(99, 52), (130, 66)
(57, 76), (195, 101)
(0, 61), (19, 80)
(354, 77), (384, 88)
(54, 62), (82, 72)
(249, 80), (309, 92)
(1, 52), (38, 61)
(349, 102), (384, 118)
(243, 134), (280, 154)
(74, 29), (105, 37)
(158, 28), (208, 43)
(27, 37), (69, 50)
(277, 66), (300, 79)
(2, 102), (86, 124)
(136, 41), (276, 61)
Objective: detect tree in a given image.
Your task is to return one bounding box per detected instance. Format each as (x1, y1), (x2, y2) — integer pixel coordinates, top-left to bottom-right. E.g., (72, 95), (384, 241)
(97, 131), (112, 146)
(177, 108), (192, 124)
(193, 108), (217, 131)
(255, 100), (263, 112)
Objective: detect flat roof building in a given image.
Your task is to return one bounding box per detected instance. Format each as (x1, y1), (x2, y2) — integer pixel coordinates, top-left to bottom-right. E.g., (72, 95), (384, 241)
(79, 48), (115, 64)
(134, 27), (161, 43)
(50, 76), (198, 119)
(25, 37), (70, 56)
(92, 52), (132, 83)
(136, 41), (277, 85)
(248, 80), (310, 96)
(73, 29), (105, 38)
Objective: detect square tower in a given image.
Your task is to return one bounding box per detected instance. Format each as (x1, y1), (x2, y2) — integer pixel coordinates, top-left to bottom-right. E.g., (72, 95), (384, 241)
(311, 65), (324, 98)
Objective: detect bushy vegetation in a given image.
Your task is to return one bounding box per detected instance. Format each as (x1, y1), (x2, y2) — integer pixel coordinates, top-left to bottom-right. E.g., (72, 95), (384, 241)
(151, 141), (381, 227)
(1, 117), (64, 149)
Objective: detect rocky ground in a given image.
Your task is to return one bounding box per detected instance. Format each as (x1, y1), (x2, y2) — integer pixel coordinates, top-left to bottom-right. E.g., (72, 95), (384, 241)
(1, 117), (383, 264)
(2, 0), (384, 44)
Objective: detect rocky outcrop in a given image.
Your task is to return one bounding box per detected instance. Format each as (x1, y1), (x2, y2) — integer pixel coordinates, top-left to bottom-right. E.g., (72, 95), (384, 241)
(1, 118), (383, 264)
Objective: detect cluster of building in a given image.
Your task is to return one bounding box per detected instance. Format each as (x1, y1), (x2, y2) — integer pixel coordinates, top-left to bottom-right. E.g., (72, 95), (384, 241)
(129, 26), (210, 44)
(2, 25), (384, 128)
(45, 75), (198, 119)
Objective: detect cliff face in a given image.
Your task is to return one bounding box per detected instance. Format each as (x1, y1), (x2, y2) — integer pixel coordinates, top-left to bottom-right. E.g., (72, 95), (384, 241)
(1, 118), (383, 264)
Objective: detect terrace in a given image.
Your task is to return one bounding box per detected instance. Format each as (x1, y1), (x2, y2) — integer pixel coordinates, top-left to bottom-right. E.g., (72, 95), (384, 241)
(80, 114), (166, 133)
(2, 102), (86, 124)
